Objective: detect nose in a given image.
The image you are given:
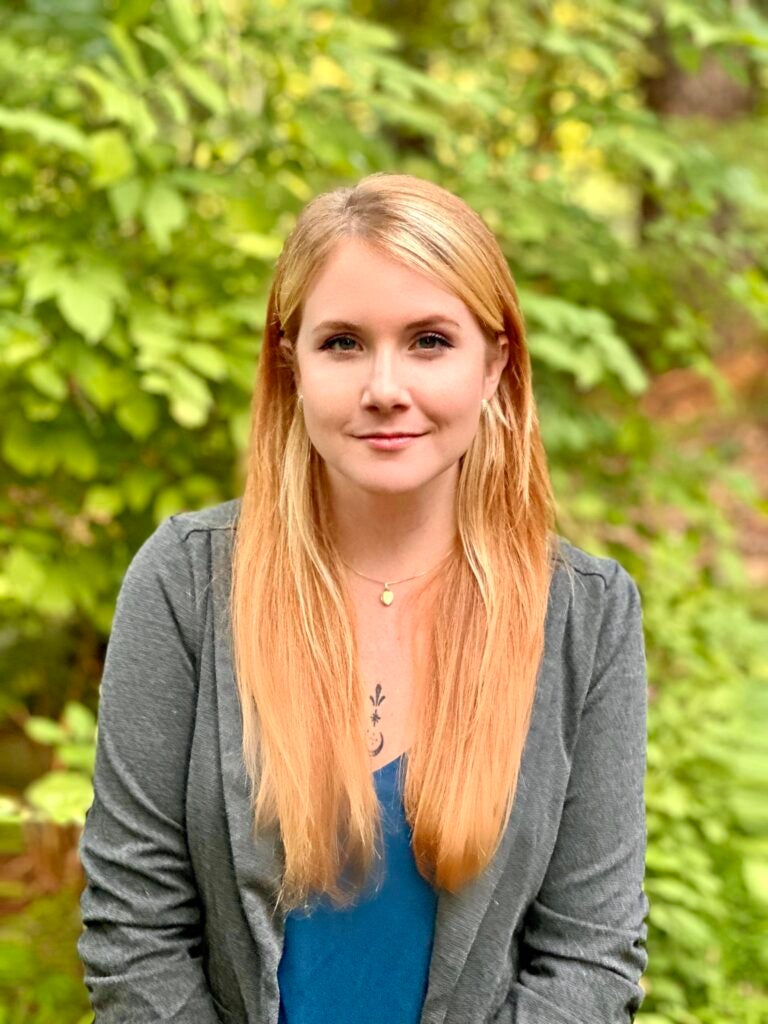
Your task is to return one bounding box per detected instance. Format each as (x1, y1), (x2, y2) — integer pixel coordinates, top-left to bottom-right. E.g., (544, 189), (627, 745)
(360, 348), (411, 411)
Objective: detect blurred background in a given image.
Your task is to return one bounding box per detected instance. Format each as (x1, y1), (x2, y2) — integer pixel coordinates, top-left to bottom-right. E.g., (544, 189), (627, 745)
(0, 1), (766, 1022)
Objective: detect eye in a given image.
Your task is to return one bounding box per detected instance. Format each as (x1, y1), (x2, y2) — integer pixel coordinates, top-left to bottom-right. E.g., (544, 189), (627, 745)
(415, 332), (453, 351)
(319, 332), (454, 354)
(319, 334), (358, 353)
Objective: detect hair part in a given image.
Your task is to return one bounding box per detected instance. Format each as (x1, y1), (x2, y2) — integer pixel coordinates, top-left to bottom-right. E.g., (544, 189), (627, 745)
(230, 172), (562, 912)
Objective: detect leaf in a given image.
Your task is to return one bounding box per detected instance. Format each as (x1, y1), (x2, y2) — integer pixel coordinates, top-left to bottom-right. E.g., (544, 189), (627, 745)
(741, 856), (768, 905)
(142, 182), (188, 251)
(24, 716), (66, 746)
(57, 280), (114, 343)
(4, 542), (48, 604)
(115, 390), (160, 439)
(0, 796), (27, 826)
(155, 82), (190, 124)
(57, 743), (97, 774)
(122, 465), (165, 511)
(167, 0), (201, 47)
(181, 342), (228, 381)
(24, 262), (68, 306)
(59, 432), (99, 480)
(166, 363), (213, 427)
(24, 361), (68, 401)
(106, 20), (149, 83)
(175, 61), (228, 115)
(74, 66), (157, 143)
(134, 25), (180, 62)
(228, 232), (284, 259)
(61, 701), (97, 742)
(25, 771), (93, 827)
(83, 485), (125, 520)
(108, 177), (144, 222)
(0, 107), (88, 153)
(89, 128), (136, 187)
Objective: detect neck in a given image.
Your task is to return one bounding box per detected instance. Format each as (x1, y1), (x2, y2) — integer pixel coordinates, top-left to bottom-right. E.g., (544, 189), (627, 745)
(326, 466), (459, 581)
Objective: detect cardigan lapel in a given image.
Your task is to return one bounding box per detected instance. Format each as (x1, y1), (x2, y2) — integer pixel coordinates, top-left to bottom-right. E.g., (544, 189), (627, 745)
(211, 528), (286, 995)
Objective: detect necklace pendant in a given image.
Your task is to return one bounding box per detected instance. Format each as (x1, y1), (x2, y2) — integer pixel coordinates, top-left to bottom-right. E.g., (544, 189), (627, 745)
(380, 585), (394, 606)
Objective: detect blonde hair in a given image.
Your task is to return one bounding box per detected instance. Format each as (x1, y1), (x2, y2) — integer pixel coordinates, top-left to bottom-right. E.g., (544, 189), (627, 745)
(231, 172), (560, 912)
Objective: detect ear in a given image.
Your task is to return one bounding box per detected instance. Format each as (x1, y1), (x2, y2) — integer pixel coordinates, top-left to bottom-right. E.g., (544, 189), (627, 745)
(278, 334), (301, 388)
(483, 332), (509, 398)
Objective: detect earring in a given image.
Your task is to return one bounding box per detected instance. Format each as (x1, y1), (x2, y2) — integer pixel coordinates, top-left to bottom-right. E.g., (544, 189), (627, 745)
(297, 393), (303, 404)
(481, 398), (489, 414)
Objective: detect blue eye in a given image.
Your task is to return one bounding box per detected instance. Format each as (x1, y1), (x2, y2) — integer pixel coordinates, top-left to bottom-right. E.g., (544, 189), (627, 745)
(416, 333), (453, 351)
(320, 335), (357, 352)
(319, 333), (453, 353)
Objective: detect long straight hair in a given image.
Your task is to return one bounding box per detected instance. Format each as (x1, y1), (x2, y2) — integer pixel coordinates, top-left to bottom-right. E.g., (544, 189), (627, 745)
(230, 172), (560, 913)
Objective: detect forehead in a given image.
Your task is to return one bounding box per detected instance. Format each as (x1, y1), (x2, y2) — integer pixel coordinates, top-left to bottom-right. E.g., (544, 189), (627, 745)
(300, 237), (471, 329)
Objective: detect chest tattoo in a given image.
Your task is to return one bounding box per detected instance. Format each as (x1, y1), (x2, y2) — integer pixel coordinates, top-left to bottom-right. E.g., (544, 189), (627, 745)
(366, 682), (386, 757)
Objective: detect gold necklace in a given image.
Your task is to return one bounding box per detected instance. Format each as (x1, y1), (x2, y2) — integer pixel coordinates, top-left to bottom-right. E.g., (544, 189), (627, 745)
(339, 547), (455, 606)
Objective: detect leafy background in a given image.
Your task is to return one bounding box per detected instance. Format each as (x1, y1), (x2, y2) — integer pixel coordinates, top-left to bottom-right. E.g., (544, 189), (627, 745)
(1, 1), (767, 1022)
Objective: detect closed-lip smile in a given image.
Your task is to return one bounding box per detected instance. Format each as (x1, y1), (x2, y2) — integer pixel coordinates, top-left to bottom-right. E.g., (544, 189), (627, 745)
(356, 431), (424, 438)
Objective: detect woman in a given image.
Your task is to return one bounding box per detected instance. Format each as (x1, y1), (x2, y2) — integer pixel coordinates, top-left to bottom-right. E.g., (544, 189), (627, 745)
(77, 173), (650, 1024)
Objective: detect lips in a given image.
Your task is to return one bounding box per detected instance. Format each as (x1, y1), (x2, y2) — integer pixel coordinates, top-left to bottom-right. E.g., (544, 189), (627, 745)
(358, 433), (423, 439)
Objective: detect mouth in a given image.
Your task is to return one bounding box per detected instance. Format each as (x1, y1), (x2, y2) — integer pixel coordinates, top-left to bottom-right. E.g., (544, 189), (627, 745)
(356, 433), (425, 450)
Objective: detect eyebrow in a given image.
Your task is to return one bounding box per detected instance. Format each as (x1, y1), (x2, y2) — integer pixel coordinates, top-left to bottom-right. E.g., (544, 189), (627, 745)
(311, 315), (461, 335)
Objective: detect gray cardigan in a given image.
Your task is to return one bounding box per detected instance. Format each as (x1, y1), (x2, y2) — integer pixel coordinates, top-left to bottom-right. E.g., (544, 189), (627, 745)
(77, 498), (650, 1024)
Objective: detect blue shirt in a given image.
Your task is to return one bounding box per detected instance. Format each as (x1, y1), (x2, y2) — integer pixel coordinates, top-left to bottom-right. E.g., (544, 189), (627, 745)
(277, 753), (439, 1023)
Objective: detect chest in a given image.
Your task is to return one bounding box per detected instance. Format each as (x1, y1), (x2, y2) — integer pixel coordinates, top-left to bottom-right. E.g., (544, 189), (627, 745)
(349, 589), (423, 770)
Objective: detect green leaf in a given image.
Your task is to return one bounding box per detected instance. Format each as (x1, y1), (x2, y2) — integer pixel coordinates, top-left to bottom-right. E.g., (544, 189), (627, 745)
(24, 263), (68, 306)
(57, 743), (97, 774)
(743, 859), (768, 905)
(25, 771), (93, 827)
(89, 128), (136, 187)
(57, 279), (114, 343)
(61, 701), (97, 742)
(166, 364), (213, 427)
(181, 342), (228, 381)
(115, 390), (160, 439)
(228, 232), (284, 260)
(142, 182), (188, 251)
(108, 178), (144, 222)
(59, 432), (99, 480)
(2, 546), (47, 603)
(74, 66), (157, 143)
(167, 0), (201, 47)
(122, 466), (165, 511)
(155, 82), (190, 124)
(0, 107), (88, 153)
(175, 61), (228, 115)
(107, 20), (149, 83)
(0, 796), (27, 826)
(24, 361), (68, 401)
(134, 25), (180, 62)
(24, 716), (66, 746)
(83, 485), (125, 520)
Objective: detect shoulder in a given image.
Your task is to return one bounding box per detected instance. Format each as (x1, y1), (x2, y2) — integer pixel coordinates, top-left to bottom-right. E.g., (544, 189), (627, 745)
(119, 498), (241, 628)
(550, 533), (641, 608)
(168, 496), (242, 539)
(546, 534), (645, 683)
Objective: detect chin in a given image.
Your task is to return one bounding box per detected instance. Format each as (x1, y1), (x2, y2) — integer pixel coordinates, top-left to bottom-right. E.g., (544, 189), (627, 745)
(354, 463), (452, 496)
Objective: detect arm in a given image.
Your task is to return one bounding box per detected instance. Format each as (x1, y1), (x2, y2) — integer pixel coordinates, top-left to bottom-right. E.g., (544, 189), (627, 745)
(77, 517), (223, 1023)
(496, 563), (650, 1023)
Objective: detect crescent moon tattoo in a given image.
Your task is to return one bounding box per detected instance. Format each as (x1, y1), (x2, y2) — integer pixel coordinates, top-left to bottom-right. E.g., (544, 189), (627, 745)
(366, 682), (386, 757)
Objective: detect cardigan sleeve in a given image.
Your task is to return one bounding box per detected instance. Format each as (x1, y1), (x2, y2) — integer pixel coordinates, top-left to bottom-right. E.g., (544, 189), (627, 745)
(77, 517), (224, 1024)
(496, 562), (650, 1023)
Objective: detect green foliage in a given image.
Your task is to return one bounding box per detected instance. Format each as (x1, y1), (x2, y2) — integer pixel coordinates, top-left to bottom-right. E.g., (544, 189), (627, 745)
(1, 1), (767, 1022)
(0, 885), (92, 1024)
(0, 702), (95, 828)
